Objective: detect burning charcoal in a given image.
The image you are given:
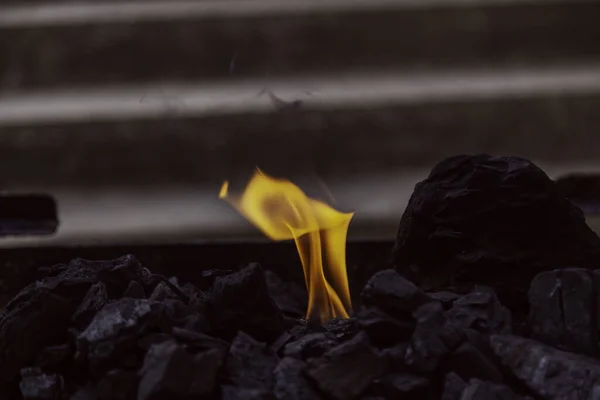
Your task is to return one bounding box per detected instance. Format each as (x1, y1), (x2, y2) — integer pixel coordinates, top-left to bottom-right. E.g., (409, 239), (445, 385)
(72, 282), (108, 330)
(356, 307), (415, 347)
(225, 331), (278, 394)
(274, 357), (322, 400)
(265, 270), (308, 318)
(443, 341), (503, 383)
(210, 263), (284, 342)
(325, 317), (358, 341)
(447, 289), (511, 335)
(76, 298), (155, 374)
(393, 155), (600, 310)
(491, 334), (600, 400)
(367, 373), (433, 400)
(96, 369), (138, 400)
(122, 281), (146, 299)
(460, 379), (521, 400)
(361, 270), (434, 320)
(284, 332), (339, 360)
(404, 302), (464, 374)
(529, 268), (599, 356)
(441, 372), (467, 400)
(307, 332), (388, 400)
(148, 281), (177, 302)
(19, 367), (63, 400)
(138, 340), (224, 400)
(35, 343), (73, 368)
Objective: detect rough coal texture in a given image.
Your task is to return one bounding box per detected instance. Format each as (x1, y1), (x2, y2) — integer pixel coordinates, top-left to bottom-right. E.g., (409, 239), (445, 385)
(393, 154), (600, 309)
(4, 156), (600, 399)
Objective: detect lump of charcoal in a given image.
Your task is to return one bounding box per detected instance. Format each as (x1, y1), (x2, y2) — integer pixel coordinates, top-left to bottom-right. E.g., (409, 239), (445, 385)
(392, 154), (600, 306)
(284, 332), (339, 360)
(72, 281), (108, 330)
(122, 280), (146, 299)
(460, 379), (523, 400)
(138, 340), (225, 400)
(443, 341), (503, 384)
(19, 367), (63, 400)
(152, 298), (195, 333)
(35, 343), (73, 368)
(198, 269), (234, 291)
(447, 289), (511, 335)
(225, 331), (278, 394)
(529, 268), (599, 356)
(491, 334), (600, 400)
(76, 298), (155, 374)
(96, 369), (138, 400)
(265, 270), (308, 318)
(221, 386), (271, 400)
(366, 373), (432, 400)
(307, 332), (388, 400)
(274, 357), (322, 400)
(428, 291), (463, 310)
(441, 372), (467, 400)
(356, 307), (415, 347)
(148, 281), (178, 302)
(361, 270), (434, 320)
(170, 327), (229, 355)
(405, 302), (464, 374)
(210, 263), (284, 342)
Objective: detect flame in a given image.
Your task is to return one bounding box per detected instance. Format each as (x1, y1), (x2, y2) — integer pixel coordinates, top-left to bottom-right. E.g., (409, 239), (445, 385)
(219, 168), (353, 323)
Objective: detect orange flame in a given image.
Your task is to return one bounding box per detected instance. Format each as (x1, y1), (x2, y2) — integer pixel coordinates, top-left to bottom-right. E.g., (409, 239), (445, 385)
(219, 168), (353, 323)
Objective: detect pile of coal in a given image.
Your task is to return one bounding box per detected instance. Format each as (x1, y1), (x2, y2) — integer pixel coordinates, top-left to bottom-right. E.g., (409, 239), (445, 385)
(2, 154), (600, 399)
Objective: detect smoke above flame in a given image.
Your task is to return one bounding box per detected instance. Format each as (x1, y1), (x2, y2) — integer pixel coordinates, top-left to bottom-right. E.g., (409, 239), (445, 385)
(219, 168), (353, 323)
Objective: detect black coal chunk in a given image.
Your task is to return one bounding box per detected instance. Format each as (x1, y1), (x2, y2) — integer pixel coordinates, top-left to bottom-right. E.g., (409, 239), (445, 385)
(393, 154), (600, 307)
(447, 289), (512, 335)
(361, 269), (434, 320)
(76, 297), (155, 374)
(122, 280), (146, 299)
(273, 357), (322, 400)
(224, 331), (278, 395)
(72, 281), (108, 330)
(210, 263), (284, 342)
(0, 255), (148, 384)
(356, 307), (415, 347)
(96, 369), (138, 400)
(265, 270), (308, 318)
(19, 368), (63, 400)
(138, 339), (224, 400)
(284, 332), (339, 360)
(367, 373), (433, 400)
(460, 379), (523, 400)
(443, 341), (503, 384)
(441, 372), (467, 400)
(307, 332), (388, 400)
(528, 268), (599, 356)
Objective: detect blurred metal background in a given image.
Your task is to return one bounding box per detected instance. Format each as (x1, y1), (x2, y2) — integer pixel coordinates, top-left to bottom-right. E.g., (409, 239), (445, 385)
(1, 0), (600, 246)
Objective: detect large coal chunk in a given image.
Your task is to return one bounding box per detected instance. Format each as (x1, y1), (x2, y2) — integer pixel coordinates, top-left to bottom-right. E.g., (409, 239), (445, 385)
(491, 334), (600, 400)
(528, 268), (599, 356)
(210, 263), (285, 342)
(0, 255), (148, 383)
(393, 155), (600, 302)
(273, 357), (322, 400)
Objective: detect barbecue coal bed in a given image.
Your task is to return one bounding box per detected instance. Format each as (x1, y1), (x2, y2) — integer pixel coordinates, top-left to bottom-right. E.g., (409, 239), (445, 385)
(3, 154), (600, 400)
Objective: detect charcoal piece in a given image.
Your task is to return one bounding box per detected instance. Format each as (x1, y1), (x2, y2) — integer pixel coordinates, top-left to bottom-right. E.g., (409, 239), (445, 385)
(443, 341), (503, 383)
(325, 317), (358, 340)
(392, 155), (600, 307)
(460, 379), (521, 400)
(76, 298), (154, 374)
(265, 270), (308, 318)
(361, 270), (434, 319)
(148, 282), (177, 302)
(35, 343), (73, 368)
(284, 332), (339, 360)
(181, 313), (210, 333)
(0, 256), (144, 383)
(221, 386), (271, 400)
(307, 332), (388, 400)
(170, 328), (229, 355)
(429, 291), (462, 310)
(273, 357), (322, 400)
(19, 367), (62, 400)
(379, 342), (409, 370)
(152, 299), (193, 333)
(447, 289), (511, 335)
(136, 333), (173, 351)
(96, 369), (138, 400)
(69, 384), (97, 400)
(211, 263), (284, 342)
(138, 340), (224, 400)
(72, 282), (108, 330)
(367, 373), (432, 400)
(199, 269), (235, 290)
(441, 372), (467, 400)
(405, 302), (464, 374)
(225, 331), (278, 393)
(529, 268), (599, 356)
(122, 281), (146, 299)
(356, 307), (415, 347)
(491, 334), (600, 400)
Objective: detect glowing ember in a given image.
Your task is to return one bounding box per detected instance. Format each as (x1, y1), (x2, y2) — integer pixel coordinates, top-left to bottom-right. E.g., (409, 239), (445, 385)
(219, 168), (354, 323)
